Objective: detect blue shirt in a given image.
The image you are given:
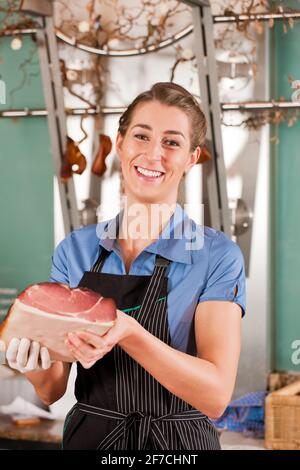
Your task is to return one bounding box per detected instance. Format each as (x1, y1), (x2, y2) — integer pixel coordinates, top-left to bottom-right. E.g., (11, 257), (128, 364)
(50, 203), (246, 353)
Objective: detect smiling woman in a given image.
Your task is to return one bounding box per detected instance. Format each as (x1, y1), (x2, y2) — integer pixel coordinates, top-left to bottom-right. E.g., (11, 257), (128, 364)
(6, 82), (246, 451)
(116, 83), (206, 205)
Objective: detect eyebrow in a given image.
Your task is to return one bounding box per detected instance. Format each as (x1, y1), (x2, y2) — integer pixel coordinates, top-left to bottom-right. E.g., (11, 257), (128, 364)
(131, 124), (186, 139)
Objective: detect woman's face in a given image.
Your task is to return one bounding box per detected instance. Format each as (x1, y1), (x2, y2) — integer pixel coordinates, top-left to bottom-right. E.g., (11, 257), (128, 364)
(116, 100), (201, 204)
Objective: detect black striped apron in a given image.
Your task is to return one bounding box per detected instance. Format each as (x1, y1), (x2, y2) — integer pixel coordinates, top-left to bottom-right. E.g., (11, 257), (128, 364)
(62, 247), (221, 450)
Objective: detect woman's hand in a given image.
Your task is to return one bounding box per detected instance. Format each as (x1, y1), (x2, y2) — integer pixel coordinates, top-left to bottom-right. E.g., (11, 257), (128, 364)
(65, 309), (139, 369)
(6, 338), (51, 373)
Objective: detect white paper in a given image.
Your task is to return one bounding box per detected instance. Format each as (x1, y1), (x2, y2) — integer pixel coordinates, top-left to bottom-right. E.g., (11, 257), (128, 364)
(0, 396), (56, 420)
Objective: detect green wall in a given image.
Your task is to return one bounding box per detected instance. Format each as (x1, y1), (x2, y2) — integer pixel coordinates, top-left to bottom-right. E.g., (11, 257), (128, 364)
(270, 2), (300, 371)
(0, 34), (53, 320)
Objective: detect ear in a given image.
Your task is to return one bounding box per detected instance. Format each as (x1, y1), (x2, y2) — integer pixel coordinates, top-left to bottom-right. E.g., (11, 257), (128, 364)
(116, 132), (123, 159)
(192, 146), (201, 165)
(185, 146), (201, 174)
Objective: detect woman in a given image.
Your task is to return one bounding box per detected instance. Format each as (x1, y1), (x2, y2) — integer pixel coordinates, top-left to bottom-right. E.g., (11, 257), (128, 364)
(6, 82), (246, 450)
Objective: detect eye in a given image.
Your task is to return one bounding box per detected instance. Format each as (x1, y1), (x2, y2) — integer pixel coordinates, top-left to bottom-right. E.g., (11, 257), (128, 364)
(164, 139), (180, 147)
(135, 134), (148, 141)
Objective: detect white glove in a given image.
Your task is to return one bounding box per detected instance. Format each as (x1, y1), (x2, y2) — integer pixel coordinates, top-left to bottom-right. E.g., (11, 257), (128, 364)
(6, 338), (51, 373)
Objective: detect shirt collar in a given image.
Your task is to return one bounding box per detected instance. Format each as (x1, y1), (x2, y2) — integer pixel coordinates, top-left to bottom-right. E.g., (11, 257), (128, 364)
(98, 203), (197, 264)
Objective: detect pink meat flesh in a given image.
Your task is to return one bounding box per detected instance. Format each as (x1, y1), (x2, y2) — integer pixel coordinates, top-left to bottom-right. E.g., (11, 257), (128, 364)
(18, 282), (116, 322)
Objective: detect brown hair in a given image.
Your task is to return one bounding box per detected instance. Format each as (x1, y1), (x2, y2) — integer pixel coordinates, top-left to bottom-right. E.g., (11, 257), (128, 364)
(118, 82), (207, 152)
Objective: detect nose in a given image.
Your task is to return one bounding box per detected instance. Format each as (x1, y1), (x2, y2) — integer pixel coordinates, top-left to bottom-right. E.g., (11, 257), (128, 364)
(145, 139), (164, 162)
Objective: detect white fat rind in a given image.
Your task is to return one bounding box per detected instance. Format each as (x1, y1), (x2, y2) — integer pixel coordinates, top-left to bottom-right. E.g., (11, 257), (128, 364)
(15, 299), (114, 326)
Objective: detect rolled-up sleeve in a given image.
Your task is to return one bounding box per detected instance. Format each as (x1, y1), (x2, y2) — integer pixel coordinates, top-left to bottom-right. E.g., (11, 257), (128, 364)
(198, 232), (246, 317)
(49, 236), (70, 285)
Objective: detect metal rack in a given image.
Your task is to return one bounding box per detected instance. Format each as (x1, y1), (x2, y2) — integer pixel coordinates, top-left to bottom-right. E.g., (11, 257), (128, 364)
(1, 100), (300, 118)
(20, 0), (80, 235)
(11, 0), (232, 235)
(183, 1), (230, 234)
(5, 11), (300, 57)
(2, 0), (299, 272)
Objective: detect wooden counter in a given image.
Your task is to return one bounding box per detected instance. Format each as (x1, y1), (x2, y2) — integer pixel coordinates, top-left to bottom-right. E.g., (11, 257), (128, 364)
(0, 413), (64, 449)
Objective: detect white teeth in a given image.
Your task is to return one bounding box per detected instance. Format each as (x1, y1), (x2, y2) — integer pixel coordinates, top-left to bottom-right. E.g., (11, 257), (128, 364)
(136, 166), (163, 177)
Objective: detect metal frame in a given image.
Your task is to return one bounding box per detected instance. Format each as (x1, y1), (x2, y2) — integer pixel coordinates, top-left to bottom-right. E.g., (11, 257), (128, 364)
(17, 0), (231, 235)
(183, 0), (231, 234)
(1, 100), (299, 118)
(14, 0), (291, 250)
(4, 11), (300, 56)
(20, 0), (80, 234)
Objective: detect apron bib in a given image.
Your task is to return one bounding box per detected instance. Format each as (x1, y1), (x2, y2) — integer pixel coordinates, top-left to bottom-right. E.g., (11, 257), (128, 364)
(62, 247), (221, 450)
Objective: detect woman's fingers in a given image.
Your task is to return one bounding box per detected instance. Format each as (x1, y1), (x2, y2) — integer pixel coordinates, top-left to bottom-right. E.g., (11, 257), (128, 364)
(65, 331), (111, 368)
(65, 340), (98, 369)
(6, 338), (20, 365)
(40, 346), (51, 370)
(75, 330), (106, 349)
(6, 338), (51, 372)
(71, 350), (96, 369)
(26, 341), (40, 370)
(66, 333), (99, 359)
(16, 338), (31, 367)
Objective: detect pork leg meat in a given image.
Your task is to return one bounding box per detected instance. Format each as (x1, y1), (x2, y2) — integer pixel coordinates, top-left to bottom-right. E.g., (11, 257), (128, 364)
(0, 282), (117, 362)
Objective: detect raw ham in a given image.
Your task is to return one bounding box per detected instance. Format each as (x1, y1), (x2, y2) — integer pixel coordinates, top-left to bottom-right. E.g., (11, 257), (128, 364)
(0, 283), (117, 362)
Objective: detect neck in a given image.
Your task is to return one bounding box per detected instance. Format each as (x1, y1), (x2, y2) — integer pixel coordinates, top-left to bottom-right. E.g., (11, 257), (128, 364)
(118, 195), (177, 248)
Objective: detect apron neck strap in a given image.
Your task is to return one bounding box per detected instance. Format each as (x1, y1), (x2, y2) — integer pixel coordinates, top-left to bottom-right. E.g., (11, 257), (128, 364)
(90, 246), (110, 273)
(91, 247), (170, 274)
(135, 254), (170, 327)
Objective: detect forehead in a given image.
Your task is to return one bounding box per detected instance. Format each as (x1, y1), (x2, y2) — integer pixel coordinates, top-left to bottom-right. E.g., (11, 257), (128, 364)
(130, 101), (190, 134)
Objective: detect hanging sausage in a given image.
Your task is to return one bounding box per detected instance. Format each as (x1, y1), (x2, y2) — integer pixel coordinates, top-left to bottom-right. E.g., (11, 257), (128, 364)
(60, 136), (87, 182)
(91, 133), (112, 177)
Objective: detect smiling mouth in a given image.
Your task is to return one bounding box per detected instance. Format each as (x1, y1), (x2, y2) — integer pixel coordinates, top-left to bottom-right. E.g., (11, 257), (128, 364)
(134, 165), (165, 179)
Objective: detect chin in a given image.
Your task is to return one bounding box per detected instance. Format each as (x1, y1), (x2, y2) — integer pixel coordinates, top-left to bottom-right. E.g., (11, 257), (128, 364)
(136, 193), (162, 204)
(129, 188), (162, 204)
(124, 180), (176, 205)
